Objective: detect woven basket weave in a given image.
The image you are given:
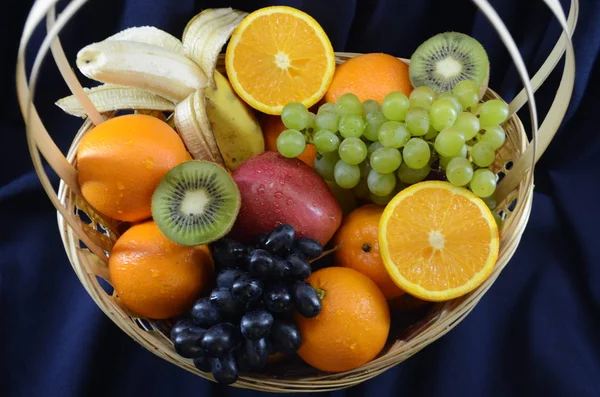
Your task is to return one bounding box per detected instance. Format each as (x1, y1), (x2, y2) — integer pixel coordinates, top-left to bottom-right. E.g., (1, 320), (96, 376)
(16, 0), (577, 392)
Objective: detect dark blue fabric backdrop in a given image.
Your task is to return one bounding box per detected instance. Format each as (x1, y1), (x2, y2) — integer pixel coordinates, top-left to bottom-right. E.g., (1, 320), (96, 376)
(2, 0), (599, 396)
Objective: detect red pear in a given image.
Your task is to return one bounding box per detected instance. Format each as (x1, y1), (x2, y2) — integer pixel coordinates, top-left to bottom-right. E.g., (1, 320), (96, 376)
(230, 151), (342, 246)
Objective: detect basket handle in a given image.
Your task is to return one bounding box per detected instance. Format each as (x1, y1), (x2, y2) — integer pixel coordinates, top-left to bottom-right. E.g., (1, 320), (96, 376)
(16, 0), (108, 262)
(488, 0), (577, 203)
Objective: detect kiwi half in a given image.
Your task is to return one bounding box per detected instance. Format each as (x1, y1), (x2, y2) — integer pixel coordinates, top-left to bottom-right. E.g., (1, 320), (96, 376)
(409, 32), (490, 96)
(151, 160), (241, 246)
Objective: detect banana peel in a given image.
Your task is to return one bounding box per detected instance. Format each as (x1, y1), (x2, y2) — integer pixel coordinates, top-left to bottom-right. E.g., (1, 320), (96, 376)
(205, 70), (264, 170)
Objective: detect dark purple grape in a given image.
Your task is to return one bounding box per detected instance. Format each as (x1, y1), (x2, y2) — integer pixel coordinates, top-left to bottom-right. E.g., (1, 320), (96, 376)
(173, 326), (206, 358)
(286, 252), (311, 280)
(212, 239), (247, 269)
(271, 321), (302, 355)
(294, 237), (323, 259)
(231, 277), (264, 303)
(234, 345), (251, 373)
(264, 224), (295, 254)
(263, 283), (293, 313)
(192, 349), (212, 372)
(170, 319), (194, 342)
(211, 351), (239, 385)
(256, 232), (270, 248)
(243, 338), (269, 370)
(240, 310), (274, 340)
(209, 288), (244, 319)
(191, 297), (222, 328)
(217, 269), (247, 289)
(271, 256), (291, 279)
(200, 323), (241, 358)
(247, 249), (274, 278)
(291, 281), (322, 318)
(266, 336), (278, 355)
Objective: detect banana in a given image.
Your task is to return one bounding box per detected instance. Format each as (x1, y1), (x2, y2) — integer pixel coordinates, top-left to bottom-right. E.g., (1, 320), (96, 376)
(174, 90), (225, 167)
(205, 71), (264, 170)
(55, 84), (175, 117)
(105, 26), (185, 55)
(76, 40), (207, 103)
(182, 8), (247, 88)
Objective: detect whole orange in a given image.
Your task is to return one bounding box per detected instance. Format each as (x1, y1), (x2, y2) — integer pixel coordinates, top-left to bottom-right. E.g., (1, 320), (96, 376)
(108, 221), (213, 319)
(324, 53), (412, 104)
(77, 114), (189, 223)
(333, 204), (405, 300)
(295, 267), (390, 373)
(261, 115), (316, 167)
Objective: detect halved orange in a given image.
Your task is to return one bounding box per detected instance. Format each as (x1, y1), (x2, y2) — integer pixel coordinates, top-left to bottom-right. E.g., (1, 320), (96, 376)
(225, 6), (336, 115)
(379, 181), (499, 302)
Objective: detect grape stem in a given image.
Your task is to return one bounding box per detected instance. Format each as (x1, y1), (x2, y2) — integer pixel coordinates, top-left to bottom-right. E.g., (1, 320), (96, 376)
(308, 244), (340, 264)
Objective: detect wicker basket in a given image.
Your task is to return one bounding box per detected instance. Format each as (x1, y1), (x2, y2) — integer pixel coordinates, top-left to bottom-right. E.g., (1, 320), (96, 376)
(16, 0), (577, 392)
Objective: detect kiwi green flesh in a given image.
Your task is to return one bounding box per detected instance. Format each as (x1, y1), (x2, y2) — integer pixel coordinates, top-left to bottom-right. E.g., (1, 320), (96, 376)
(151, 160), (241, 246)
(409, 32), (490, 95)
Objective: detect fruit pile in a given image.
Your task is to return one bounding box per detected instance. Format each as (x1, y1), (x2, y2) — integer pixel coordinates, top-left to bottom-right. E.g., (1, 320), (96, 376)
(57, 4), (505, 386)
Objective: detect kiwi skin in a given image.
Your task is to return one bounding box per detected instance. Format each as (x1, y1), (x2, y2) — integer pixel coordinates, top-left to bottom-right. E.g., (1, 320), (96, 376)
(409, 31), (490, 98)
(151, 160), (241, 246)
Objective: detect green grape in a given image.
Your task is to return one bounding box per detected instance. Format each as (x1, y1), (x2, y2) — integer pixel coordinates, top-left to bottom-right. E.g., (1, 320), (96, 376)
(471, 141), (496, 167)
(381, 92), (410, 121)
(281, 102), (310, 130)
(445, 157), (474, 187)
(363, 112), (388, 142)
(397, 162), (430, 184)
(493, 211), (504, 230)
(453, 112), (480, 140)
(367, 141), (384, 157)
(315, 111), (339, 133)
(434, 127), (465, 157)
(438, 92), (463, 113)
(314, 151), (339, 181)
(318, 102), (337, 114)
(409, 86), (436, 109)
(452, 80), (480, 109)
(478, 125), (506, 149)
(405, 107), (430, 136)
(429, 98), (458, 131)
(352, 177), (371, 200)
(370, 147), (402, 174)
(367, 169), (396, 196)
(476, 99), (509, 128)
(313, 129), (340, 153)
(402, 138), (430, 169)
(339, 114), (365, 138)
(334, 160), (361, 189)
(336, 93), (363, 116)
(440, 145), (467, 169)
(378, 121), (410, 148)
(370, 190), (395, 206)
(470, 102), (481, 115)
(424, 126), (439, 141)
(325, 180), (359, 216)
(277, 129), (306, 158)
(359, 159), (372, 178)
(363, 99), (380, 115)
(469, 169), (497, 198)
(364, 111), (387, 141)
(338, 137), (368, 165)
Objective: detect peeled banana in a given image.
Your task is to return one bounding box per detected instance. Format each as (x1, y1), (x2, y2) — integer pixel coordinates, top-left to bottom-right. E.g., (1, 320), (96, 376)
(76, 40), (207, 103)
(105, 26), (185, 55)
(60, 7), (266, 173)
